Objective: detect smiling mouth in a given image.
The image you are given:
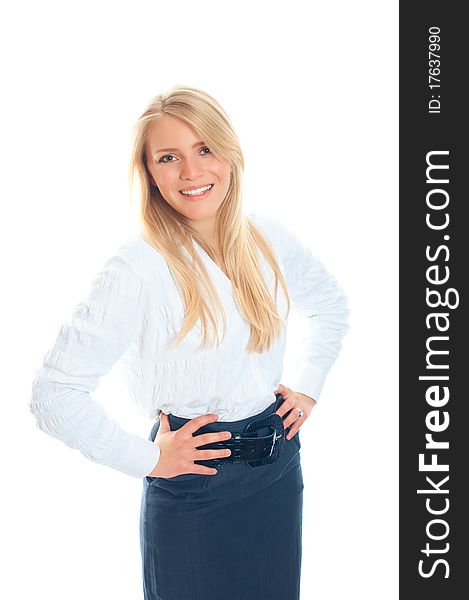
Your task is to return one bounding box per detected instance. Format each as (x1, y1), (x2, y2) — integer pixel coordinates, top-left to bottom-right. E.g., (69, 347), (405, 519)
(179, 183), (214, 197)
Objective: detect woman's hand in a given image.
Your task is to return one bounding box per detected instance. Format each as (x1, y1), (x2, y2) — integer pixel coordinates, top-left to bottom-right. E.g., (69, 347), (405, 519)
(274, 383), (317, 440)
(146, 412), (234, 478)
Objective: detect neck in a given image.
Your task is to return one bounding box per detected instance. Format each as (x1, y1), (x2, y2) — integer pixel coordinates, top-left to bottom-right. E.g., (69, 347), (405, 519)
(191, 219), (219, 251)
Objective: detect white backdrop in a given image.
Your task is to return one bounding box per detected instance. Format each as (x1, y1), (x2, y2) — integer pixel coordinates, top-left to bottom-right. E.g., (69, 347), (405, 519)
(1, 1), (398, 598)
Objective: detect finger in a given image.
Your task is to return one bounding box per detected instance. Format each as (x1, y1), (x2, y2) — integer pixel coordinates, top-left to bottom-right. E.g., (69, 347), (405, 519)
(283, 411), (303, 430)
(193, 448), (232, 460)
(182, 413), (220, 436)
(193, 431), (232, 447)
(188, 464), (219, 476)
(158, 412), (171, 433)
(274, 383), (291, 396)
(275, 396), (296, 419)
(286, 424), (300, 440)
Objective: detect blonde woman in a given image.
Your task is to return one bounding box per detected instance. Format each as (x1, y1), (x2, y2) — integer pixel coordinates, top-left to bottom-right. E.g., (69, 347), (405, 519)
(30, 85), (349, 599)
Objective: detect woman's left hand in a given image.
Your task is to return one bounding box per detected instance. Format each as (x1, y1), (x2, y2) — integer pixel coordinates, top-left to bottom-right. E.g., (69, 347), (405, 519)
(273, 383), (317, 440)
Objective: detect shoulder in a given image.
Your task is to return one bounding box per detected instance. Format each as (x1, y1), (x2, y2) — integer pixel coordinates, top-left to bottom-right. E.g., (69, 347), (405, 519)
(103, 231), (169, 282)
(247, 209), (285, 242)
(247, 209), (282, 233)
(246, 209), (304, 256)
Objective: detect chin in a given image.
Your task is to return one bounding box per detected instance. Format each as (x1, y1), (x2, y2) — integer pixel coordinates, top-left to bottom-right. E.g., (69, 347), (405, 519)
(179, 202), (220, 218)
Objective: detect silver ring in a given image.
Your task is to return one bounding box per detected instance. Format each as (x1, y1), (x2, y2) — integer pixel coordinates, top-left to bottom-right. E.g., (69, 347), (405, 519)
(295, 407), (304, 419)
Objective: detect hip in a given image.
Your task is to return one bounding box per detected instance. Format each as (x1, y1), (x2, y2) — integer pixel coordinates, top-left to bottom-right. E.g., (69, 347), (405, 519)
(143, 394), (302, 503)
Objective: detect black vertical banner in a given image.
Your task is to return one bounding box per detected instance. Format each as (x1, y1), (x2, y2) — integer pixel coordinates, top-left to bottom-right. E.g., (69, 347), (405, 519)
(400, 3), (467, 597)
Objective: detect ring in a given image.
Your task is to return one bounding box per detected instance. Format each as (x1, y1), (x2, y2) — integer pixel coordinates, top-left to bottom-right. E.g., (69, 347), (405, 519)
(295, 407), (304, 419)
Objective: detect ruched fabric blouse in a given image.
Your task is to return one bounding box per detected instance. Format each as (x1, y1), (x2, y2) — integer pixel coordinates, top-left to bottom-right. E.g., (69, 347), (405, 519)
(30, 210), (350, 479)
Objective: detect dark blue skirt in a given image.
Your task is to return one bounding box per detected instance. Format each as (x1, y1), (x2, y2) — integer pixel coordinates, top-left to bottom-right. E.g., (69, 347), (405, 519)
(139, 395), (303, 600)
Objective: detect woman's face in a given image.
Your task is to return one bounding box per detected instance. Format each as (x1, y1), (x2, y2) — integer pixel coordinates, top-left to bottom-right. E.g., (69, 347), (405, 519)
(145, 115), (231, 235)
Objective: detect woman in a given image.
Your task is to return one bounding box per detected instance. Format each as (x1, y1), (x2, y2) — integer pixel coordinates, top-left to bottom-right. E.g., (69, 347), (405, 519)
(30, 85), (349, 599)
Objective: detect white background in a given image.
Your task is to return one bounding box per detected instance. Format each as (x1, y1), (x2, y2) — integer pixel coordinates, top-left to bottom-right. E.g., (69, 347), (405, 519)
(1, 1), (398, 598)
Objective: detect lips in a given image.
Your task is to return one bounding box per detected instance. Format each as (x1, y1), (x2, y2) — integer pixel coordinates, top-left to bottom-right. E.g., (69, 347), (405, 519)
(179, 183), (214, 197)
(180, 183), (213, 192)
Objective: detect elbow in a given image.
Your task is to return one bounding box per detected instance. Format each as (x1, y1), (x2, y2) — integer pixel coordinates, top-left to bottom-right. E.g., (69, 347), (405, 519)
(30, 374), (80, 443)
(331, 289), (351, 332)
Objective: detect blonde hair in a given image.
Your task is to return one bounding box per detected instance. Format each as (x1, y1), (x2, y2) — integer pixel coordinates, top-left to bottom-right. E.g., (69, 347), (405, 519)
(128, 85), (291, 353)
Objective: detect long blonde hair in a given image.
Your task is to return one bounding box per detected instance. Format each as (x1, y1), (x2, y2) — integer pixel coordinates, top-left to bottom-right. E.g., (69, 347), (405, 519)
(128, 85), (291, 353)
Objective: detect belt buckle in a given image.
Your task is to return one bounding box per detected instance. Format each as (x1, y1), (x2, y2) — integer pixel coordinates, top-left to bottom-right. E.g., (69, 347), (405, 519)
(244, 412), (285, 468)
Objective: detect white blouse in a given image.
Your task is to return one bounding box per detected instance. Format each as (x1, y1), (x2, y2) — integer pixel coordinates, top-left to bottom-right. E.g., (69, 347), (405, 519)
(30, 210), (349, 479)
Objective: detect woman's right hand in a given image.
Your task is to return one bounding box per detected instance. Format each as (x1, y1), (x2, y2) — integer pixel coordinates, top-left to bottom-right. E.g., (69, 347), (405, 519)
(146, 412), (233, 478)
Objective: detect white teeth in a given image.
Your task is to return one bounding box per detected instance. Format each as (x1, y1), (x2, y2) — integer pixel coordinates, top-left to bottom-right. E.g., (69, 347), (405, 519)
(180, 184), (213, 196)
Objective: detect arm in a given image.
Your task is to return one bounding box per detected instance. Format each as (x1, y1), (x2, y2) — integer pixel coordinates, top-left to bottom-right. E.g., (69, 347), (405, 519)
(281, 226), (350, 402)
(29, 253), (160, 479)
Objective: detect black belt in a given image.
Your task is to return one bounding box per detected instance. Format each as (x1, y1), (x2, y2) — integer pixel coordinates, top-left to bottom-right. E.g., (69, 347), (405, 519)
(190, 396), (286, 468)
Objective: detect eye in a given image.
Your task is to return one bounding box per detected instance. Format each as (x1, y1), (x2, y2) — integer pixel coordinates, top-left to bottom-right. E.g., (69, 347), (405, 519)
(158, 154), (176, 164)
(200, 146), (212, 155)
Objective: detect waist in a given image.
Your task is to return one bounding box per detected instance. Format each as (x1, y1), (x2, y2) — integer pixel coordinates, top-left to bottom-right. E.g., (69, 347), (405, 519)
(167, 394), (284, 434)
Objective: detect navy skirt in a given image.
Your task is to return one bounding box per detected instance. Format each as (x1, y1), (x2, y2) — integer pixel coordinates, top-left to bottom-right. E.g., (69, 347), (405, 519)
(139, 395), (303, 600)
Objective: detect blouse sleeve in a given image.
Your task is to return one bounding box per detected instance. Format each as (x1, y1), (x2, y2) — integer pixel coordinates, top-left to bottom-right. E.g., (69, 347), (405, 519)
(29, 254), (161, 479)
(281, 225), (350, 402)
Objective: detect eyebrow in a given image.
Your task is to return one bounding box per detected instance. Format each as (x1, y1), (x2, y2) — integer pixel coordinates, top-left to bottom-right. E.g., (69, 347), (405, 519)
(153, 141), (206, 156)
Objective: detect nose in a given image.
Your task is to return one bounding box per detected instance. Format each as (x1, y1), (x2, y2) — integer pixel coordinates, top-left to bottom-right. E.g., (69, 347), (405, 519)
(180, 156), (204, 180)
